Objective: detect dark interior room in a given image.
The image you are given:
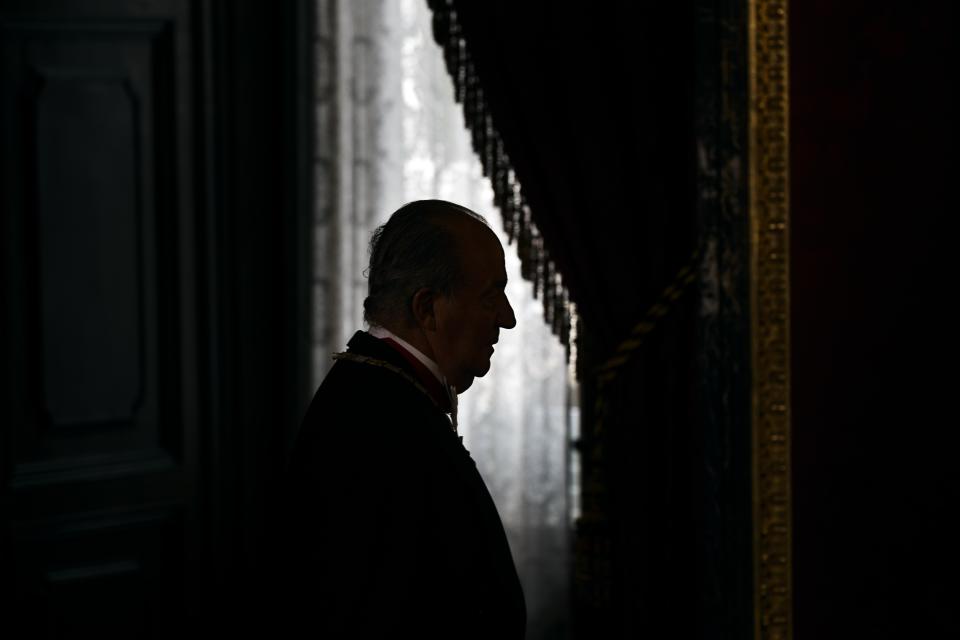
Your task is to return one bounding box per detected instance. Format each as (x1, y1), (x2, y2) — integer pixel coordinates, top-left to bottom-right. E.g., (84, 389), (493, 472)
(1, 0), (951, 638)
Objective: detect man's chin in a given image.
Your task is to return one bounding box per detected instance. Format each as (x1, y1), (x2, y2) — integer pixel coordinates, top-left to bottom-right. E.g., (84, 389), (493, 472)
(455, 361), (491, 393)
(476, 360), (492, 379)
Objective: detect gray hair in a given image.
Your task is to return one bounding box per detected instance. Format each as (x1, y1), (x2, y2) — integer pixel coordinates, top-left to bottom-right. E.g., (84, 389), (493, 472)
(363, 200), (488, 327)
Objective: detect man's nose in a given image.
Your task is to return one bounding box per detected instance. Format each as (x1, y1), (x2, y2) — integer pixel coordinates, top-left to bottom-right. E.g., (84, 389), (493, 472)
(499, 296), (517, 329)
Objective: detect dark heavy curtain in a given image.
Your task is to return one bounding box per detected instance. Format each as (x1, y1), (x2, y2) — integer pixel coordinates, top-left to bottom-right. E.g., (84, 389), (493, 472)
(427, 3), (748, 639)
(439, 1), (697, 352)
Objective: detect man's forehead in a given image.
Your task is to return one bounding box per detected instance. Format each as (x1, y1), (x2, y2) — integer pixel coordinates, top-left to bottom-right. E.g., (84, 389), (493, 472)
(446, 216), (496, 249)
(451, 223), (506, 284)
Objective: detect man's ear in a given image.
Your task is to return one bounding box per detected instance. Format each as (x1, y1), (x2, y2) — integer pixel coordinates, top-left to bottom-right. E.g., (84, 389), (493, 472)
(411, 287), (438, 332)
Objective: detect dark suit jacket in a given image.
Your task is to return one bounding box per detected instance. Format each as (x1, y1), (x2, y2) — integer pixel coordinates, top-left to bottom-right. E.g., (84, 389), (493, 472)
(270, 331), (526, 638)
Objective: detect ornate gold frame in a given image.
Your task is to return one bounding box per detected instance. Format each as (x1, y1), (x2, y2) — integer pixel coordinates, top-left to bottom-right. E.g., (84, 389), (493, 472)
(749, 1), (793, 639)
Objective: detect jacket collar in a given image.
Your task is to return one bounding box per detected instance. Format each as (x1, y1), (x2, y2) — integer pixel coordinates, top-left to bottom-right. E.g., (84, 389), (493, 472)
(345, 331), (455, 415)
(368, 325), (445, 385)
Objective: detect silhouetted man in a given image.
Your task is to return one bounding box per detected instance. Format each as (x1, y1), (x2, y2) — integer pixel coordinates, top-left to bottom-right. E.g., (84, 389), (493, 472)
(274, 200), (525, 638)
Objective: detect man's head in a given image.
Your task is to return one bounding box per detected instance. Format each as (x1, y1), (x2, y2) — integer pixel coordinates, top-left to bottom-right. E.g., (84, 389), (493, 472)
(364, 200), (517, 392)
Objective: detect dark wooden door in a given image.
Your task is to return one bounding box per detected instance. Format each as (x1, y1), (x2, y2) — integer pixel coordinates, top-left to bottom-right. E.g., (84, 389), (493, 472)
(0, 1), (312, 636)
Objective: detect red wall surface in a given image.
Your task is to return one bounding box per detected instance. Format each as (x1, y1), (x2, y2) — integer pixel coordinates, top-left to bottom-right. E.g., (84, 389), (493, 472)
(790, 1), (951, 637)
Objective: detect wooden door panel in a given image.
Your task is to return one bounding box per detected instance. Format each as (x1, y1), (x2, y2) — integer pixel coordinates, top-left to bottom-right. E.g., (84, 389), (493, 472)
(4, 17), (180, 476)
(1, 3), (197, 636)
(1, 0), (311, 635)
(11, 506), (182, 638)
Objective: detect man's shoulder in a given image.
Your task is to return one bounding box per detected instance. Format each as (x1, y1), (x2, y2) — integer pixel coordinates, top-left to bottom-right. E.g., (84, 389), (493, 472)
(311, 355), (426, 413)
(315, 330), (434, 403)
(291, 330), (454, 457)
(287, 353), (454, 485)
(302, 344), (447, 436)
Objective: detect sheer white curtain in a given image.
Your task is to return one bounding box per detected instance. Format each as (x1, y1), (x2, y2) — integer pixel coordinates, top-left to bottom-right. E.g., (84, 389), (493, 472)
(313, 1), (572, 636)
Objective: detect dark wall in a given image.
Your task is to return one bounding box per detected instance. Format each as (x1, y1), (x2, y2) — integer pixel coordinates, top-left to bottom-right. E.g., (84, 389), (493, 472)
(791, 1), (952, 637)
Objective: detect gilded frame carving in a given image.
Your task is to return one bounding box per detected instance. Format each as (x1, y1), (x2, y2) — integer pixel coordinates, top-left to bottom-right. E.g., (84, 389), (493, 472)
(749, 1), (793, 639)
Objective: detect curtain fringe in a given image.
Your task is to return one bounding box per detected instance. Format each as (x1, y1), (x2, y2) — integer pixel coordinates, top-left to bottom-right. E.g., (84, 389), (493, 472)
(428, 0), (577, 362)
